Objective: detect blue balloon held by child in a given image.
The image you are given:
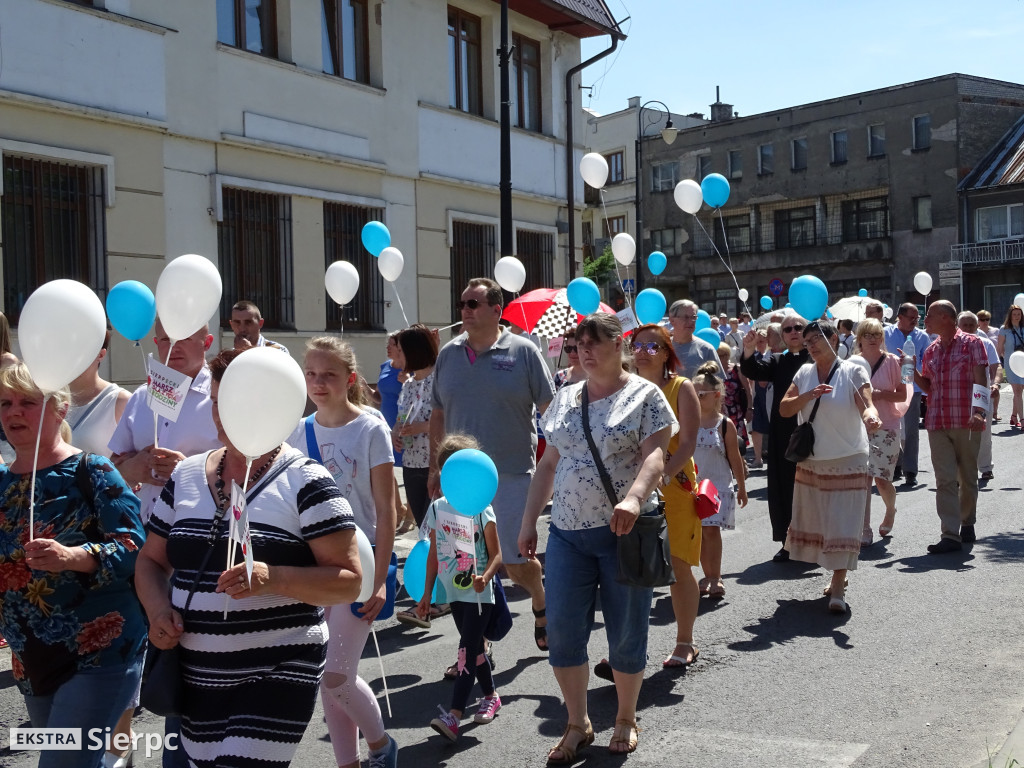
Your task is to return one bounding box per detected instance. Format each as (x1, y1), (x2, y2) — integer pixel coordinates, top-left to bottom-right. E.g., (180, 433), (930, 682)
(647, 251), (667, 276)
(440, 449), (499, 516)
(402, 539), (438, 603)
(634, 289), (667, 325)
(106, 280), (157, 342)
(566, 277), (601, 316)
(361, 221), (391, 257)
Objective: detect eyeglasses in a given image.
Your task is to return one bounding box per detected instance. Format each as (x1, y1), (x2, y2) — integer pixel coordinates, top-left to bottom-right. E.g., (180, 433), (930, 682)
(782, 324), (805, 334)
(631, 342), (662, 355)
(563, 344), (578, 353)
(804, 334), (825, 346)
(861, 332), (882, 341)
(455, 299), (491, 311)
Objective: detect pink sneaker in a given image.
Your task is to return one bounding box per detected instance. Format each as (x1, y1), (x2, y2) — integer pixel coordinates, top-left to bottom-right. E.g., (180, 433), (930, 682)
(430, 707), (459, 742)
(473, 694), (502, 724)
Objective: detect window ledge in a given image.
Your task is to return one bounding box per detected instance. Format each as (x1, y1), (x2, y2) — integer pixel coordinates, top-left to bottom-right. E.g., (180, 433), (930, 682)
(217, 43), (387, 96)
(790, 167), (808, 173)
(36, 0), (175, 35)
(830, 160), (848, 167)
(867, 153), (886, 160)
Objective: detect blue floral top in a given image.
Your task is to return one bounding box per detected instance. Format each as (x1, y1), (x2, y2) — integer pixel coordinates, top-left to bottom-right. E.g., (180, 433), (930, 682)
(0, 453), (146, 696)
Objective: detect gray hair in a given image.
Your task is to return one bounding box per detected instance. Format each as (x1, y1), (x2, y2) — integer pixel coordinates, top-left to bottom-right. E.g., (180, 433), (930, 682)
(669, 299), (696, 317)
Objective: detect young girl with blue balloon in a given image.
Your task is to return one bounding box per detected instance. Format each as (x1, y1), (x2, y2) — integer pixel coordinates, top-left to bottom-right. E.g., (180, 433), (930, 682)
(415, 434), (504, 743)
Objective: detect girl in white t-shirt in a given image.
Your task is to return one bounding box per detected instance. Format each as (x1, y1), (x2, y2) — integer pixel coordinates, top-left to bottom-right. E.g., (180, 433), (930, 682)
(287, 337), (398, 768)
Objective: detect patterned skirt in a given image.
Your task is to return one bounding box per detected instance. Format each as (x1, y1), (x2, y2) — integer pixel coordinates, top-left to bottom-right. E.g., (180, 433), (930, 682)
(786, 453), (870, 572)
(867, 428), (900, 481)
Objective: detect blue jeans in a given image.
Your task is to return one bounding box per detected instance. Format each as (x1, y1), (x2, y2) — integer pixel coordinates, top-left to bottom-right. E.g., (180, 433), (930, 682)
(544, 523), (653, 674)
(23, 654), (144, 768)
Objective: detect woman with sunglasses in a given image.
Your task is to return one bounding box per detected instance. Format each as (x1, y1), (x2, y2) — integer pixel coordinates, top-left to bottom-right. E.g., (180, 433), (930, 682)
(779, 320), (881, 612)
(740, 316), (811, 561)
(629, 324), (702, 669)
(554, 332), (586, 390)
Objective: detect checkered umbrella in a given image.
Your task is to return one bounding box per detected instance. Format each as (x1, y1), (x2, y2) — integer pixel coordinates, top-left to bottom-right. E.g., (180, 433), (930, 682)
(502, 288), (615, 338)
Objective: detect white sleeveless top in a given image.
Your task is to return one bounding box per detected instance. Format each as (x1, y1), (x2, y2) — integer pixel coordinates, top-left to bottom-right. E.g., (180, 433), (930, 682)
(68, 383), (126, 457)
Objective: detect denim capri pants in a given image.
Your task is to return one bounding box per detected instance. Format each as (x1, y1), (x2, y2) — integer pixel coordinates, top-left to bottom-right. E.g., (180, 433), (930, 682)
(544, 522), (653, 674)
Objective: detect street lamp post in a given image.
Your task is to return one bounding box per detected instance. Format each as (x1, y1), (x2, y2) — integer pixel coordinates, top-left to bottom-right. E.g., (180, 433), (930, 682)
(635, 100), (677, 293)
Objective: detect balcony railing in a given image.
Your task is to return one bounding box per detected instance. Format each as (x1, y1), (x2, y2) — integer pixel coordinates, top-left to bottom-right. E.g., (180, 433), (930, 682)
(951, 238), (1024, 265)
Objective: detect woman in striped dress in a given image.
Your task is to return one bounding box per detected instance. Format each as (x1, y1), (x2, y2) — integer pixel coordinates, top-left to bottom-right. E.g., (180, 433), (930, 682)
(135, 349), (362, 768)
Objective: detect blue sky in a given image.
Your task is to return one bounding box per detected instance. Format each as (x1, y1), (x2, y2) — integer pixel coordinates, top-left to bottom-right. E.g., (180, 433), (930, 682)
(581, 1), (1024, 118)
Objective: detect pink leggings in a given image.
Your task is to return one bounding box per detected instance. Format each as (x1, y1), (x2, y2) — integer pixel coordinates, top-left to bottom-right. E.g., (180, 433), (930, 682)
(321, 606), (386, 766)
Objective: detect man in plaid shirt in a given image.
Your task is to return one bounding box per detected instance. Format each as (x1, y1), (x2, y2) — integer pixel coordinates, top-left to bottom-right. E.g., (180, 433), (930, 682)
(916, 301), (988, 554)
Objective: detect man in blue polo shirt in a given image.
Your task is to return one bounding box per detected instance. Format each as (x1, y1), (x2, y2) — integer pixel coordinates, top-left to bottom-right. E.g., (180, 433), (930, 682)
(884, 303), (930, 486)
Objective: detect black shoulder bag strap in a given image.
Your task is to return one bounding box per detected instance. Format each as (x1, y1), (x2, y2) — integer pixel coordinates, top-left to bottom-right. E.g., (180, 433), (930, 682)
(806, 362), (840, 425)
(581, 385), (619, 509)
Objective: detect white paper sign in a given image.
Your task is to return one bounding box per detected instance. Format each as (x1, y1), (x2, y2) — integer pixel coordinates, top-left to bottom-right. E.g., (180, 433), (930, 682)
(146, 355), (193, 423)
(436, 508), (475, 555)
(230, 481), (254, 582)
(547, 336), (564, 358)
(616, 307), (639, 333)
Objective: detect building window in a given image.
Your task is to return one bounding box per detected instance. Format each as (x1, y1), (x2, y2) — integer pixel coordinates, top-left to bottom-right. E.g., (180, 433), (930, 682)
(830, 130), (848, 164)
(651, 162), (677, 192)
(714, 214), (751, 253)
(977, 204), (1024, 241)
(516, 229), (554, 293)
(450, 220), (495, 320)
(868, 124), (886, 157)
(913, 196), (933, 232)
(651, 227), (684, 257)
(605, 151), (624, 184)
(511, 34), (541, 132)
(217, 0), (278, 57)
(791, 137), (807, 171)
(603, 215), (626, 237)
(448, 7), (482, 116)
(321, 0), (369, 83)
(842, 196), (890, 242)
(774, 206), (816, 249)
(1, 155), (107, 323)
(217, 187), (293, 329)
(758, 143), (774, 175)
(324, 202), (385, 331)
(698, 155), (712, 180)
(727, 150), (743, 180)
(913, 114), (931, 150)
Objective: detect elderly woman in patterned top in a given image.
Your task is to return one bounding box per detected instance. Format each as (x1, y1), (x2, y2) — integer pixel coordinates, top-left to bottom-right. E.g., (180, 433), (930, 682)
(0, 362), (146, 768)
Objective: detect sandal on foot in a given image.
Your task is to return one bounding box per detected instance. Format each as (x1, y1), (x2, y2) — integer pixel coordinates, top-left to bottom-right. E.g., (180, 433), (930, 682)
(546, 722), (594, 766)
(663, 642), (699, 669)
(533, 606), (548, 651)
(828, 596), (849, 613)
(697, 577), (711, 596)
(608, 719), (639, 755)
(396, 609), (430, 629)
(708, 580), (726, 599)
(879, 509), (896, 537)
(822, 578), (849, 597)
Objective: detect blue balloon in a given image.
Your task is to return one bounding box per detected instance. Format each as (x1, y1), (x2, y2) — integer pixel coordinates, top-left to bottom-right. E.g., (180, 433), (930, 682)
(700, 173), (731, 208)
(402, 539), (438, 603)
(696, 328), (722, 348)
(760, 295), (773, 311)
(785, 303), (793, 308)
(440, 449), (499, 516)
(788, 275), (828, 321)
(634, 289), (667, 325)
(361, 221), (391, 257)
(106, 280), (156, 342)
(566, 277), (600, 316)
(858, 288), (868, 297)
(695, 309), (711, 332)
(647, 251), (667, 276)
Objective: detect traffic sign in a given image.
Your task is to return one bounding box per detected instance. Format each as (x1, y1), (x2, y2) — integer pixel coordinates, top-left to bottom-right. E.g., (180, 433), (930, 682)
(769, 279), (785, 297)
(622, 278), (635, 294)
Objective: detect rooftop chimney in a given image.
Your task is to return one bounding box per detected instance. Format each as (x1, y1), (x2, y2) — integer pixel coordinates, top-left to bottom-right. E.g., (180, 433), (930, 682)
(627, 96), (640, 109)
(710, 86), (734, 123)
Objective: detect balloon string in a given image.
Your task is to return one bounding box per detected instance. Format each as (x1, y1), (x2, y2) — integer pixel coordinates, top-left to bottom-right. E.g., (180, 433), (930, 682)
(390, 283), (410, 329)
(224, 457), (253, 619)
(27, 396), (48, 542)
(370, 628), (392, 718)
(599, 189), (633, 310)
(692, 215), (752, 319)
(437, 321), (463, 332)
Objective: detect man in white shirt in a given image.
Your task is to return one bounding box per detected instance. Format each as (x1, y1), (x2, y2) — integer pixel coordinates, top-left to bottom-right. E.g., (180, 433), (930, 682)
(959, 311), (999, 481)
(230, 300), (289, 353)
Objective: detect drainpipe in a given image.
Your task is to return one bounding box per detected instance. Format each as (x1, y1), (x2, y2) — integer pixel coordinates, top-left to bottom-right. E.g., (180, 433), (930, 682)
(565, 33), (620, 280)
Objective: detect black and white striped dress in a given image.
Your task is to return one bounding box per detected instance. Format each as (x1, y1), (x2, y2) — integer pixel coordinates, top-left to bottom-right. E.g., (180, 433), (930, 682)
(148, 448), (354, 768)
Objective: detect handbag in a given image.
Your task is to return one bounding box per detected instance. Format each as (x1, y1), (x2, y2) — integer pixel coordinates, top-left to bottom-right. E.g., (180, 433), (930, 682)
(580, 384), (675, 589)
(140, 453), (299, 716)
(483, 574), (513, 642)
(692, 478), (721, 520)
(784, 362), (839, 463)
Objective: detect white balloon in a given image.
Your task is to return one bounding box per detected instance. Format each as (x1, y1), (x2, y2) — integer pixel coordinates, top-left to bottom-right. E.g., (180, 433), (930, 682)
(674, 179), (703, 215)
(1009, 351), (1024, 378)
(19, 280), (106, 394)
(611, 233), (636, 266)
(913, 271), (933, 296)
(216, 347), (307, 458)
(325, 261), (360, 305)
(883, 305), (894, 320)
(377, 247), (404, 283)
(155, 254), (222, 342)
(738, 288), (749, 302)
(354, 527), (375, 603)
(494, 256), (527, 293)
(1014, 293), (1024, 308)
(579, 152), (609, 190)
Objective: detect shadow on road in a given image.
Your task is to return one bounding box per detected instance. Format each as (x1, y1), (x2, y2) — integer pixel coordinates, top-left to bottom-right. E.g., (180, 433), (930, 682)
(873, 550), (976, 573)
(972, 529), (1024, 563)
(726, 559), (820, 586)
(727, 597), (853, 652)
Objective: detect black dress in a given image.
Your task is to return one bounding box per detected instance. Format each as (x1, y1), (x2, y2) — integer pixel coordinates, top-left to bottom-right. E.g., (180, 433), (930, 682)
(740, 348), (811, 542)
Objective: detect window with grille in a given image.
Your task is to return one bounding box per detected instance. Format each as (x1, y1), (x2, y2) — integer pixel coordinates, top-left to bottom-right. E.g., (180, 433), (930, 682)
(450, 220), (496, 321)
(448, 7), (483, 116)
(511, 33), (541, 132)
(842, 196), (889, 241)
(217, 0), (278, 57)
(516, 230), (554, 293)
(321, 0), (368, 83)
(714, 214), (752, 253)
(324, 202), (385, 331)
(831, 130), (848, 164)
(217, 187), (293, 329)
(774, 206), (816, 249)
(651, 227), (684, 257)
(1, 155), (107, 323)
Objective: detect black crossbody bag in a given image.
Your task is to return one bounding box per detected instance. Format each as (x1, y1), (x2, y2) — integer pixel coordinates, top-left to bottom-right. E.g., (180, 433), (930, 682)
(580, 385), (675, 589)
(784, 362), (839, 463)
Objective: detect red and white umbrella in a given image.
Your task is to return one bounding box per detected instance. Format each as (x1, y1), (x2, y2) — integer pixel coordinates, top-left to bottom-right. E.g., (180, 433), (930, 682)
(502, 288), (615, 338)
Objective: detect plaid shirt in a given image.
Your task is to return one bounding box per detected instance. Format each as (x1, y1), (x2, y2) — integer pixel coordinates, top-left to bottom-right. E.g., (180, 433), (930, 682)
(921, 328), (987, 431)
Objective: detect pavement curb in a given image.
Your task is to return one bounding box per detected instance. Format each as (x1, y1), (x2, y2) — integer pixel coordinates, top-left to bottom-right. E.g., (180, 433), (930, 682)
(976, 709), (1024, 768)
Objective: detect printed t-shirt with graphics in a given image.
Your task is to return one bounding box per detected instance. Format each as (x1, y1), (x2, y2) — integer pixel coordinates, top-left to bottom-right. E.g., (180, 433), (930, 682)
(424, 497), (496, 604)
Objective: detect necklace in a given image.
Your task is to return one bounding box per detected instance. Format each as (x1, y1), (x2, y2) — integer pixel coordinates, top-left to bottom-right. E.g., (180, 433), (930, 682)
(214, 445), (282, 509)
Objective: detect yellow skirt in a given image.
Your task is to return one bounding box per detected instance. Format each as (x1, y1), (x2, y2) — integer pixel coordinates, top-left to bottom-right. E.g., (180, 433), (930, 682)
(663, 464), (701, 567)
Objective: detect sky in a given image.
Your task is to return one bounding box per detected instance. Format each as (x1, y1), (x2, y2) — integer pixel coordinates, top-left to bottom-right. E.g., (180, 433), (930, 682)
(581, 0), (1024, 119)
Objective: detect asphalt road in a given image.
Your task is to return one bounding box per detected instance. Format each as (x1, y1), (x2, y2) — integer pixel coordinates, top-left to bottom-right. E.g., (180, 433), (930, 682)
(3, 394), (1024, 768)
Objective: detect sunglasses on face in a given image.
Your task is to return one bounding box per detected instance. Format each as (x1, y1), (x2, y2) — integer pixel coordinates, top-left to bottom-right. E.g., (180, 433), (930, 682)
(631, 342), (662, 355)
(783, 324), (805, 334)
(563, 344), (578, 353)
(456, 299), (490, 311)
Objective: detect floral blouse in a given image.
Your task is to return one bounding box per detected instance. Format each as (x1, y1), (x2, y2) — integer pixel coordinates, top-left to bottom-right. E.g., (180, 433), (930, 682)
(541, 376), (677, 531)
(0, 453), (146, 696)
(395, 372), (433, 469)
